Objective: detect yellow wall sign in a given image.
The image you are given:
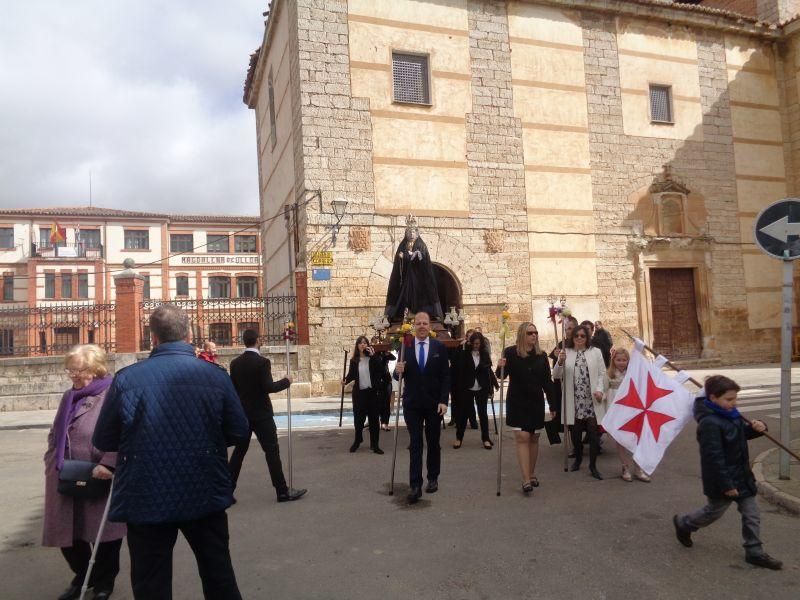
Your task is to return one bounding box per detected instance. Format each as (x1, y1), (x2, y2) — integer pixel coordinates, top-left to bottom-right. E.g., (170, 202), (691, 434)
(310, 250), (334, 266)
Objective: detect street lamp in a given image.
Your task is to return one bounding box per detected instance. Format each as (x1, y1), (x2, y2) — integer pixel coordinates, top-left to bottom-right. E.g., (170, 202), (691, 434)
(330, 198), (348, 246)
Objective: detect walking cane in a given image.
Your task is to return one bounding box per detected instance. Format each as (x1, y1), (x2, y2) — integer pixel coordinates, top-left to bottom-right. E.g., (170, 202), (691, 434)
(284, 322), (295, 490)
(79, 479), (114, 600)
(339, 349), (348, 427)
(620, 329), (800, 462)
(561, 317), (570, 472)
(390, 311), (411, 495)
(496, 309), (510, 496)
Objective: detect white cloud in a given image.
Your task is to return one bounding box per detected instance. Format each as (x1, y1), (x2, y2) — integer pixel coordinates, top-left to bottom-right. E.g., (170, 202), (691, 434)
(0, 0), (268, 215)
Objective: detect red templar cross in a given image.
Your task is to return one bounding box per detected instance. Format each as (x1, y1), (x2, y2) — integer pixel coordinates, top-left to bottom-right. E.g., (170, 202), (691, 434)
(614, 373), (675, 442)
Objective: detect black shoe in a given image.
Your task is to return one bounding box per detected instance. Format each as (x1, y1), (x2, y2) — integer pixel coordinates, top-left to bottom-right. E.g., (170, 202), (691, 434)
(568, 451), (576, 459)
(407, 486), (422, 503)
(93, 590), (113, 600)
(277, 488), (307, 503)
(58, 585), (82, 600)
(672, 515), (693, 548)
(425, 479), (438, 493)
(469, 422), (478, 430)
(746, 553), (782, 570)
(589, 466), (603, 480)
(371, 446), (384, 455)
(522, 482), (533, 494)
(349, 441), (360, 453)
(570, 460), (582, 472)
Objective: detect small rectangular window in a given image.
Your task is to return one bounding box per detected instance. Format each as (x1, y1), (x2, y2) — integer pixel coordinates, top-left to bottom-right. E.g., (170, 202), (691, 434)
(268, 69), (277, 150)
(209, 323), (232, 346)
(61, 273), (73, 299)
(649, 84), (673, 124)
(392, 52), (431, 105)
(234, 235), (257, 253)
(0, 228), (13, 248)
(176, 275), (189, 297)
(2, 275), (13, 301)
(78, 273), (89, 299)
(124, 230), (149, 250)
(170, 234), (194, 253)
(207, 234), (229, 253)
(0, 328), (12, 355)
(142, 274), (151, 300)
(44, 273), (55, 298)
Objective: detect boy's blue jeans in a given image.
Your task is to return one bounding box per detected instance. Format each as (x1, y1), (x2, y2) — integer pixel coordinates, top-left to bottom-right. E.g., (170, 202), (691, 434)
(678, 495), (763, 556)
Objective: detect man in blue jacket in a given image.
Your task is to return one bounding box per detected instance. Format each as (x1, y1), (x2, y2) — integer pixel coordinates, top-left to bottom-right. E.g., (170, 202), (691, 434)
(395, 311), (450, 504)
(94, 304), (249, 599)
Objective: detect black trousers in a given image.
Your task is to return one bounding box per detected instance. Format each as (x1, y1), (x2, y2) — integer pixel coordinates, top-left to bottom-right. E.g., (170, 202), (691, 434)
(380, 388), (392, 424)
(572, 416), (600, 467)
(456, 389), (491, 441)
(404, 403), (441, 488)
(127, 511), (241, 600)
(61, 538), (122, 591)
(228, 417), (287, 494)
(354, 387), (380, 448)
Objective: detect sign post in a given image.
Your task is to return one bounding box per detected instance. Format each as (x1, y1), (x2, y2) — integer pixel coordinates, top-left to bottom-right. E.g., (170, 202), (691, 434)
(754, 198), (800, 480)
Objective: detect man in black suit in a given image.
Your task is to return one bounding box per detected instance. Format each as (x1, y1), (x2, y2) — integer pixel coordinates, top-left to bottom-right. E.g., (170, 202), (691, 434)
(228, 329), (306, 503)
(395, 311), (450, 504)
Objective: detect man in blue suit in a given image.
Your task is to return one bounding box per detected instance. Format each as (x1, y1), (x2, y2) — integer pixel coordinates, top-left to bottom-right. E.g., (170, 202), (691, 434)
(395, 311), (450, 504)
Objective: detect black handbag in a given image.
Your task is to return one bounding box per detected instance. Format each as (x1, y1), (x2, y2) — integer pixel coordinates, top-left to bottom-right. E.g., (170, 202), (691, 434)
(544, 418), (562, 445)
(58, 459), (111, 499)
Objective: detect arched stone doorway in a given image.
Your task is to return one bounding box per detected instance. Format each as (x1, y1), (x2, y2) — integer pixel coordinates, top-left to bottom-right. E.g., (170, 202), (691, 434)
(433, 263), (462, 334)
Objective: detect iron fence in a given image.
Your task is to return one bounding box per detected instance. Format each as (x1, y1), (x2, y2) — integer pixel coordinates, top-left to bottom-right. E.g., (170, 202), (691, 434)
(32, 242), (104, 259)
(0, 302), (115, 357)
(139, 295), (296, 350)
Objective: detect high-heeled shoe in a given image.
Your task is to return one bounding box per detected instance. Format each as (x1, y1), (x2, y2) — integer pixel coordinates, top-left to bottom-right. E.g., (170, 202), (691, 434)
(522, 482), (533, 494)
(590, 466), (603, 480)
(570, 459), (582, 472)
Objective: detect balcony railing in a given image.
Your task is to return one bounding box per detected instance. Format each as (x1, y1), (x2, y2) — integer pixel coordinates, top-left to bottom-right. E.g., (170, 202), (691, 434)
(32, 242), (104, 259)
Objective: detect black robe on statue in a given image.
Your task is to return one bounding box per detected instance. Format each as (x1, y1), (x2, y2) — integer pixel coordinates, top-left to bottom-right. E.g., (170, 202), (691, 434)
(384, 236), (443, 320)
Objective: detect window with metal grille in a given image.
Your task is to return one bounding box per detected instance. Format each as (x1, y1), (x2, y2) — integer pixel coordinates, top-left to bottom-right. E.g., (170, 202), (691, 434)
(176, 275), (189, 297)
(392, 53), (430, 105)
(170, 234), (194, 253)
(0, 329), (12, 355)
(234, 235), (257, 253)
(124, 230), (149, 250)
(649, 84), (673, 123)
(143, 274), (151, 300)
(207, 234), (229, 253)
(209, 323), (232, 346)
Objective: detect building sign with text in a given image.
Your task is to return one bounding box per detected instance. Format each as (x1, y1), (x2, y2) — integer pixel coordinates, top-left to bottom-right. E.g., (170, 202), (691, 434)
(170, 255), (261, 267)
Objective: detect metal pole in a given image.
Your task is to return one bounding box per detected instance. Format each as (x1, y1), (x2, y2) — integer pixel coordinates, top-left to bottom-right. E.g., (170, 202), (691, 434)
(285, 334), (293, 490)
(496, 330), (507, 497)
(389, 341), (407, 495)
(780, 253), (793, 480)
(79, 479), (114, 600)
(339, 349), (348, 427)
(561, 318), (570, 472)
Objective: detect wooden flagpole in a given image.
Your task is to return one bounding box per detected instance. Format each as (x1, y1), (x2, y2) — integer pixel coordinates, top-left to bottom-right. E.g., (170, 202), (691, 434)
(621, 329), (800, 462)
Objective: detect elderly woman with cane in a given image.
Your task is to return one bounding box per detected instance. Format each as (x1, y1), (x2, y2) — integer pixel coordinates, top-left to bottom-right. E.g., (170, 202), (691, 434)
(42, 344), (124, 600)
(554, 324), (607, 480)
(497, 322), (556, 494)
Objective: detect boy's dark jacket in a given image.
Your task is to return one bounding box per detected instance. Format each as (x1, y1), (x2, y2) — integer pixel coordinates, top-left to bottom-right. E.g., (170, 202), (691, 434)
(694, 396), (763, 499)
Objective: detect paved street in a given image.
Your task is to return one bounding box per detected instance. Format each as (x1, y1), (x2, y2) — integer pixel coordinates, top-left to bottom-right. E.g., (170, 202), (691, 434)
(0, 396), (798, 600)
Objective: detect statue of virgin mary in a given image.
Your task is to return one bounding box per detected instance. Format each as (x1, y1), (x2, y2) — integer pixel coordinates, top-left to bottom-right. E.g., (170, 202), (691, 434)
(384, 216), (443, 321)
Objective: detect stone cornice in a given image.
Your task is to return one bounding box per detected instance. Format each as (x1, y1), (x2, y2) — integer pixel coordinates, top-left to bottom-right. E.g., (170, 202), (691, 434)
(534, 0), (779, 38)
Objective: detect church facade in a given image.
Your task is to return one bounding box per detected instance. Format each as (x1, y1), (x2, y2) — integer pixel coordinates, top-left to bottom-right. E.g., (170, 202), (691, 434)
(245, 0), (800, 395)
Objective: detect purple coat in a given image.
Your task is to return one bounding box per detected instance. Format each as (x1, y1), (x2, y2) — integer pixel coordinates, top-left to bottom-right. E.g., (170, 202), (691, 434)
(42, 387), (126, 547)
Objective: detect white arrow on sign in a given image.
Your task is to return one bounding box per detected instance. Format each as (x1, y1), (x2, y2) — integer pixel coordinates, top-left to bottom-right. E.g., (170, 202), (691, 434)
(759, 215), (800, 243)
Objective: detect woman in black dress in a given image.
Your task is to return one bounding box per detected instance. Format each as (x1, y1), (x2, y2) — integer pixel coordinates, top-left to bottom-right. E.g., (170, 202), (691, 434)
(497, 322), (556, 494)
(343, 336), (393, 454)
(454, 331), (498, 449)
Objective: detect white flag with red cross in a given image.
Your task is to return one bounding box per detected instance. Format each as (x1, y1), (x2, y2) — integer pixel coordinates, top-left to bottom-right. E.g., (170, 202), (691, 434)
(601, 339), (695, 475)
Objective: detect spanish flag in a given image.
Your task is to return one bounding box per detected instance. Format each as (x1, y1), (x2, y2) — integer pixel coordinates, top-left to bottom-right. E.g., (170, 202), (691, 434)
(49, 222), (66, 245)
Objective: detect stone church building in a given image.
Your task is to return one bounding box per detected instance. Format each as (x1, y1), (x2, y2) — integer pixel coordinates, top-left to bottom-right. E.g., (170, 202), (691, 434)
(244, 0), (800, 395)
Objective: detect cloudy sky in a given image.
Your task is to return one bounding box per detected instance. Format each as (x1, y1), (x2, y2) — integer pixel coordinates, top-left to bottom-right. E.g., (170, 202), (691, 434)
(0, 0), (269, 216)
